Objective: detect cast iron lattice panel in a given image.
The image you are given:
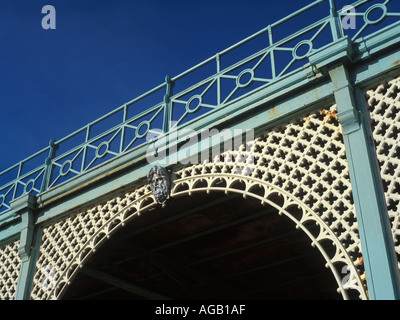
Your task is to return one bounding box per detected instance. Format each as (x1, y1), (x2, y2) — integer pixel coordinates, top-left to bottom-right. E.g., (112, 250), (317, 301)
(30, 188), (150, 300)
(366, 74), (400, 266)
(0, 241), (21, 300)
(30, 105), (367, 300)
(193, 105), (360, 257)
(173, 105), (365, 297)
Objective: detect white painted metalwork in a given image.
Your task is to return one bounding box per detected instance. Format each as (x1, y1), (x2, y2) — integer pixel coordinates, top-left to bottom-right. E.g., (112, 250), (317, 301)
(30, 105), (367, 300)
(0, 241), (21, 300)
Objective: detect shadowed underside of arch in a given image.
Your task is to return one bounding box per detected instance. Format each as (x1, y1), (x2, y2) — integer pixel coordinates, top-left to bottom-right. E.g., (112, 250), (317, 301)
(30, 173), (367, 300)
(29, 105), (368, 300)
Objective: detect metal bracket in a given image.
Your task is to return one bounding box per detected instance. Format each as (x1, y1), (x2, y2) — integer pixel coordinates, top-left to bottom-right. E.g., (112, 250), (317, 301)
(328, 65), (361, 135)
(306, 64), (323, 80)
(337, 107), (361, 135)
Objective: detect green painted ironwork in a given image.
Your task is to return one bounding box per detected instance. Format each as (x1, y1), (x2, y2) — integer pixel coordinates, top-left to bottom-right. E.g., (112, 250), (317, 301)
(0, 0), (399, 220)
(0, 0), (399, 300)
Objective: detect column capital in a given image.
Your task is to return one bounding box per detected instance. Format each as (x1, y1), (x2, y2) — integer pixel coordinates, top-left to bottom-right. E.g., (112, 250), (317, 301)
(328, 65), (361, 135)
(10, 193), (38, 262)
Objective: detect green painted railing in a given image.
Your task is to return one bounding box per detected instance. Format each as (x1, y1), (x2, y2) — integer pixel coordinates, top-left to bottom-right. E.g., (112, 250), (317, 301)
(1, 0), (399, 216)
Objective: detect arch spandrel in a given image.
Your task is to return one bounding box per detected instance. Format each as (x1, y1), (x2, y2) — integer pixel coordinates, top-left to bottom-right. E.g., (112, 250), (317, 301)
(30, 105), (368, 300)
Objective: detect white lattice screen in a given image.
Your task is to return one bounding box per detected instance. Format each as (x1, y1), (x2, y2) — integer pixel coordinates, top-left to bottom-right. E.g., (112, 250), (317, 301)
(28, 103), (368, 300)
(30, 187), (150, 300)
(367, 74), (400, 266)
(175, 105), (361, 258)
(0, 240), (21, 300)
(172, 104), (366, 299)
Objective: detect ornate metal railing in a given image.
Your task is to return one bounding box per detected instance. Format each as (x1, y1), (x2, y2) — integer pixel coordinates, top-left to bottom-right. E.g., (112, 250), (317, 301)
(1, 0), (399, 216)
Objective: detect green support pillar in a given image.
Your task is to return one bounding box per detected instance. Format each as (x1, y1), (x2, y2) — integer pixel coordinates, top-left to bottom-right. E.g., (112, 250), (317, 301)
(329, 64), (400, 300)
(11, 193), (41, 300)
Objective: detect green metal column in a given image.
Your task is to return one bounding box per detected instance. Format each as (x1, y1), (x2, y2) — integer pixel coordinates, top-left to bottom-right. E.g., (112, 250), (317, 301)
(11, 193), (41, 300)
(329, 64), (400, 300)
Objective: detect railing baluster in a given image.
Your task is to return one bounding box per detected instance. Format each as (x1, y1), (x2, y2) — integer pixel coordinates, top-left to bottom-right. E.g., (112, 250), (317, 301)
(12, 162), (23, 200)
(329, 0), (345, 41)
(81, 124), (91, 172)
(163, 75), (174, 133)
(268, 25), (276, 79)
(120, 104), (127, 154)
(40, 139), (58, 193)
(216, 53), (221, 106)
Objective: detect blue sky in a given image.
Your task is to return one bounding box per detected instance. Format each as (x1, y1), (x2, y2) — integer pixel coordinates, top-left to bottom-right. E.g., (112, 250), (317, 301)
(0, 0), (330, 170)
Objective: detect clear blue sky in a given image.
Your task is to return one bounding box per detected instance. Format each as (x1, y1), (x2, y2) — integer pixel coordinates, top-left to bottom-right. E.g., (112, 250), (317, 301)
(0, 0), (321, 170)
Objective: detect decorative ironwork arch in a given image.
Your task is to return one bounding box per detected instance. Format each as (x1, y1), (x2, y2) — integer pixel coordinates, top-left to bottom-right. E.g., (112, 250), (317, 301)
(30, 172), (366, 300)
(30, 105), (368, 300)
(172, 173), (367, 300)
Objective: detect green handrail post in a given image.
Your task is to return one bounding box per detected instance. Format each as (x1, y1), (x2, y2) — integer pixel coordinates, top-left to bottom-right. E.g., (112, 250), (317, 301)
(40, 139), (58, 193)
(163, 75), (174, 133)
(329, 0), (345, 41)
